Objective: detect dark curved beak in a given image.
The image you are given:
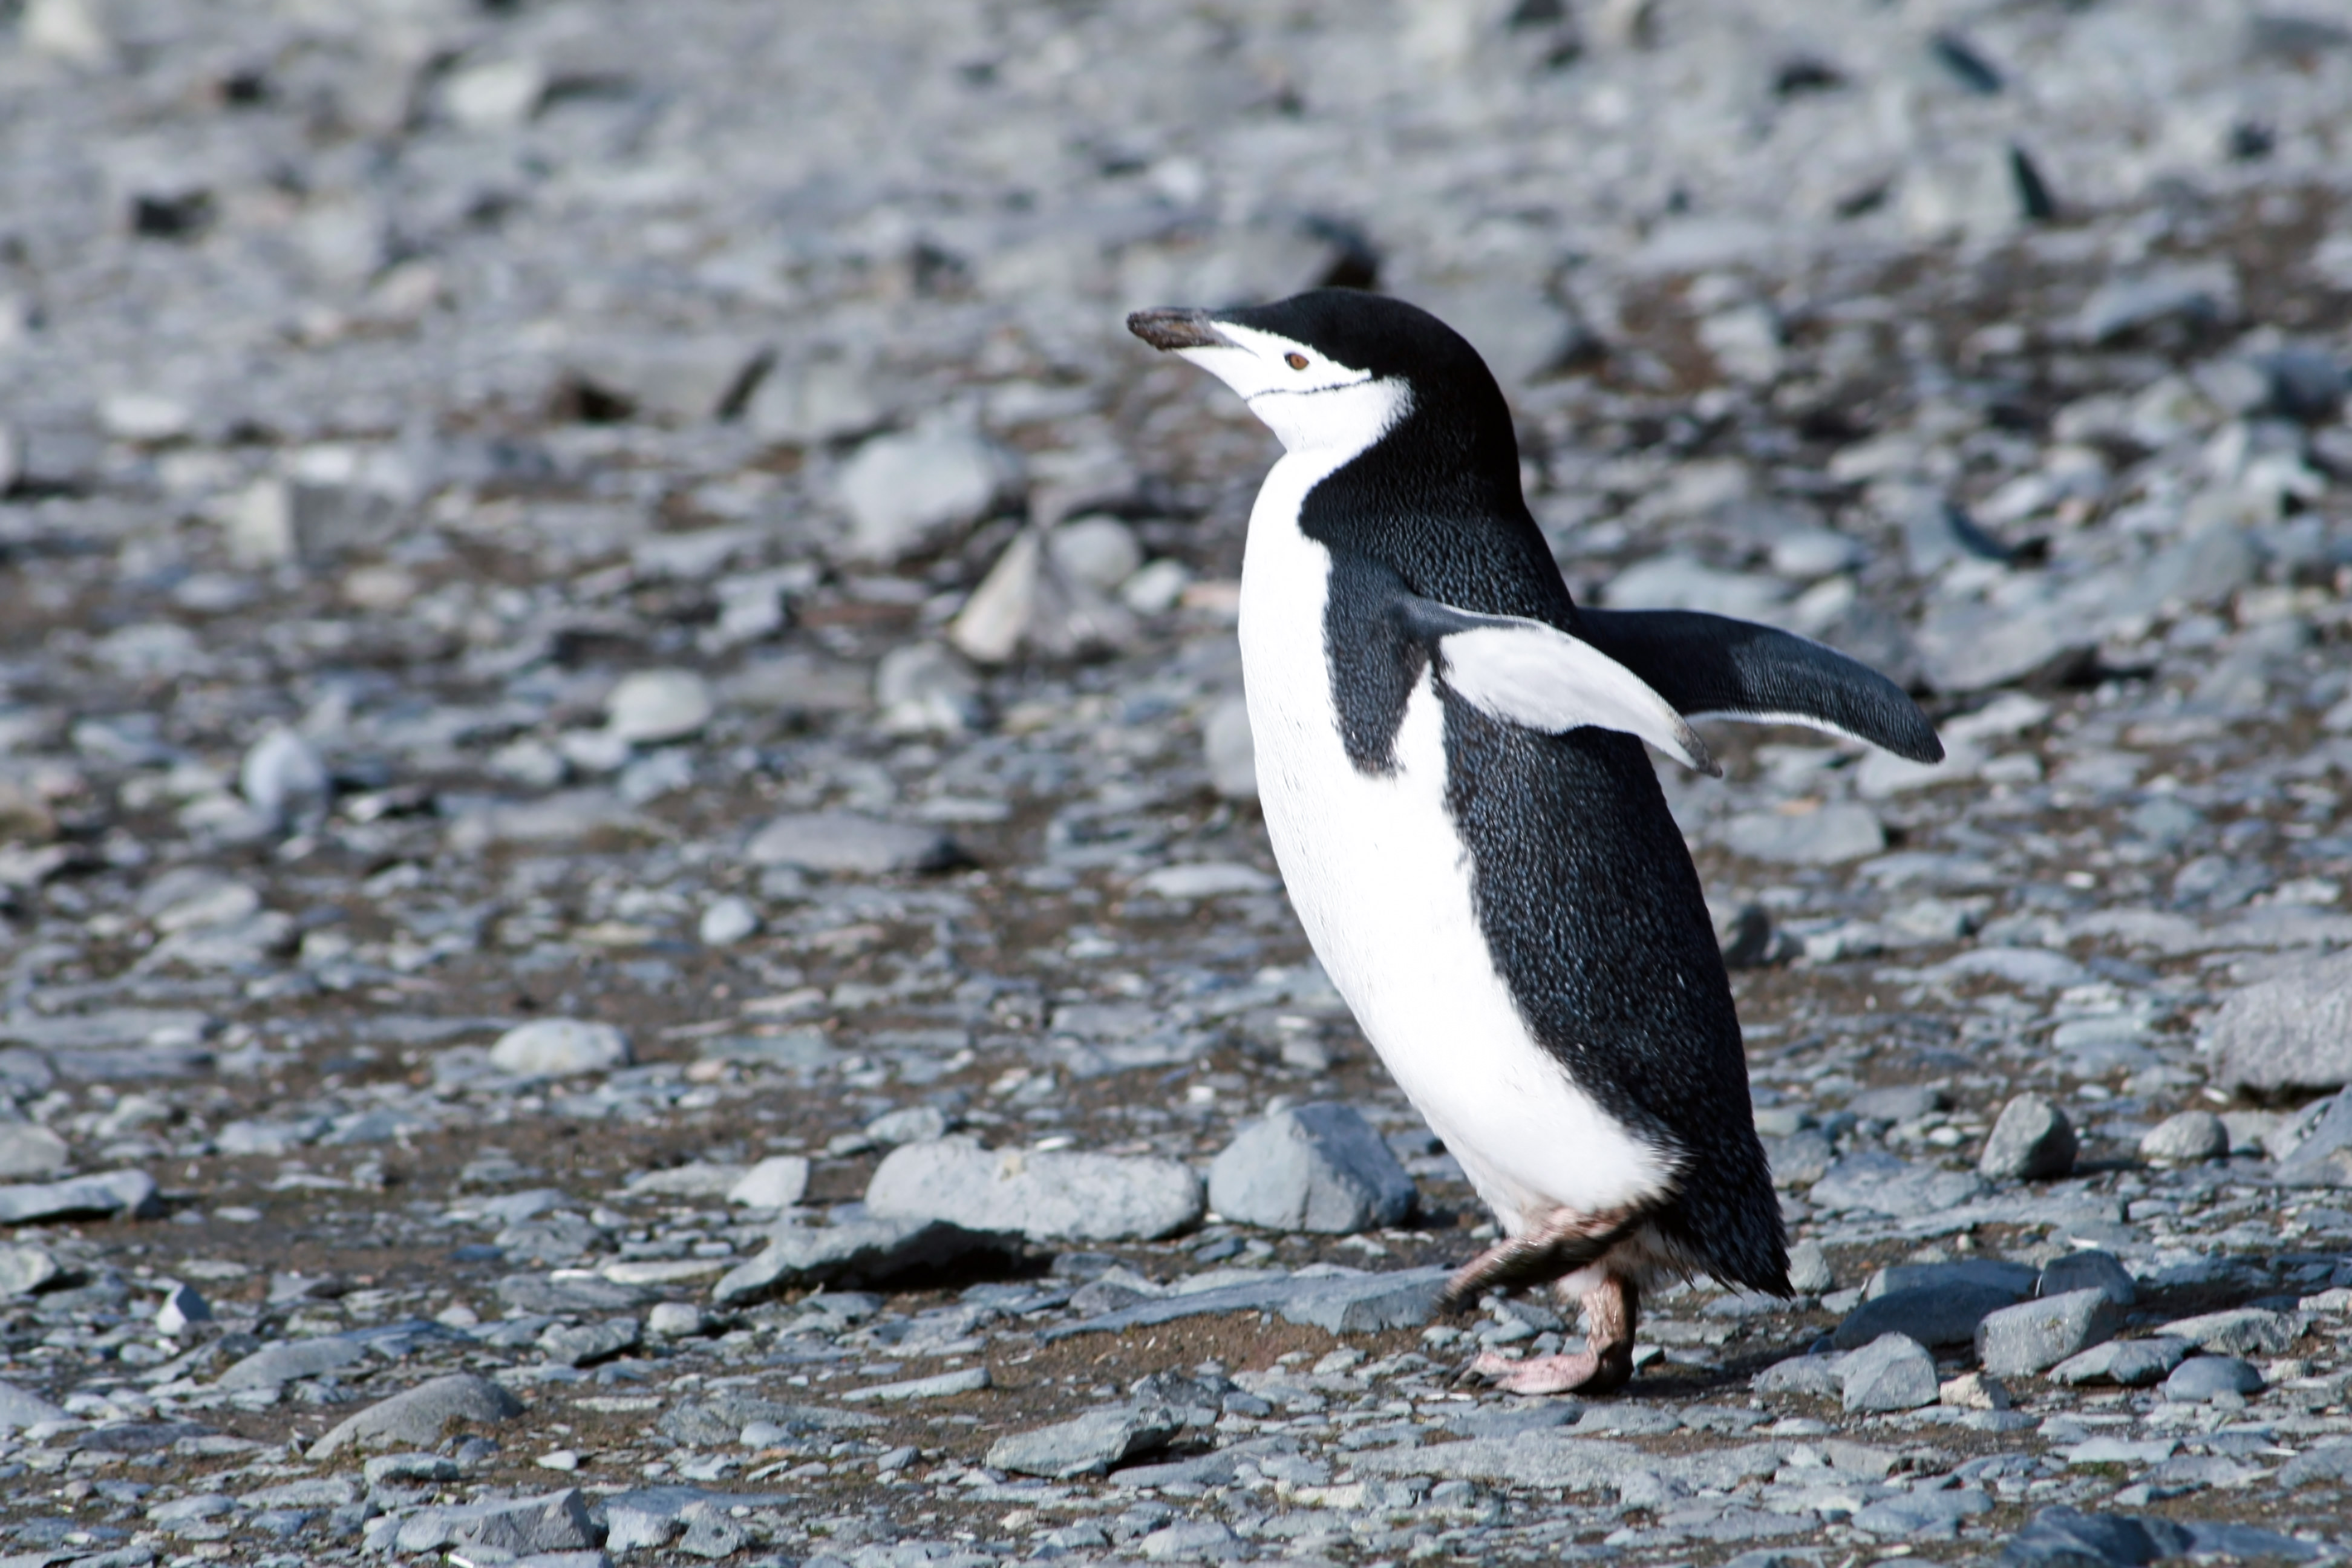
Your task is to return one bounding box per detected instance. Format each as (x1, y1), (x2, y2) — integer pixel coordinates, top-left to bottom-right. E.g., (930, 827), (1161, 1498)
(1126, 308), (1229, 352)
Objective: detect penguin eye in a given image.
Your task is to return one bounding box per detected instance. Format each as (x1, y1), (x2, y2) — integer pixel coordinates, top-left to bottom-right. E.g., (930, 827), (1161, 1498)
(1284, 352), (1309, 371)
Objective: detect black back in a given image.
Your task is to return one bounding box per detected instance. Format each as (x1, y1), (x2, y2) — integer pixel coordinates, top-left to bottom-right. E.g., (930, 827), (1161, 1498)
(1252, 290), (1787, 1295)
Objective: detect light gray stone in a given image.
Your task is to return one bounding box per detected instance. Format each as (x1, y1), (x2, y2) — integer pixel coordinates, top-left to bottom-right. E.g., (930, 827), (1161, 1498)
(2077, 262), (2239, 343)
(217, 1334), (367, 1391)
(0, 1378), (66, 1429)
(1914, 597), (2093, 693)
(1786, 1239), (1835, 1295)
(2037, 1250), (2136, 1306)
(838, 1366), (992, 1403)
(2157, 1308), (2302, 1357)
(1978, 1094), (2077, 1181)
(604, 668), (714, 745)
(2050, 1336), (2190, 1387)
(747, 352), (884, 445)
(240, 726), (329, 826)
(697, 895), (760, 946)
(2162, 1356), (2264, 1403)
(867, 1136), (1204, 1242)
(2140, 1110), (2229, 1164)
(309, 1373), (525, 1458)
(1976, 1289), (2121, 1376)
(538, 1318), (640, 1367)
(1203, 697), (1256, 802)
(727, 1155), (811, 1208)
(0, 1168), (161, 1224)
(988, 1402), (1180, 1478)
(1864, 1259), (2037, 1301)
(2209, 951), (2352, 1094)
(875, 640), (985, 733)
(746, 811), (963, 875)
(1208, 1103), (1417, 1234)
(489, 1019), (632, 1078)
(1810, 1152), (1985, 1217)
(837, 421), (1016, 563)
(0, 1242), (60, 1297)
(1719, 803), (1885, 864)
(2275, 1091), (2352, 1188)
(0, 1124), (68, 1181)
(646, 1302), (706, 1339)
(1841, 1334), (1940, 1413)
(866, 1104), (955, 1147)
(394, 1487), (596, 1558)
(711, 1214), (1022, 1304)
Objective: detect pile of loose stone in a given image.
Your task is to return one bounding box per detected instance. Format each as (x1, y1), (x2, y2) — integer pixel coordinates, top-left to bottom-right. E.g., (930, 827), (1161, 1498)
(4, 0), (2352, 1564)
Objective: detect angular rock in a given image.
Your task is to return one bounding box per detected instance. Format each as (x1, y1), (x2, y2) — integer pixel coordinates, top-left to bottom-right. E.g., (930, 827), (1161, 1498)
(1719, 803), (1885, 865)
(2208, 950), (2352, 1094)
(2157, 1307), (2302, 1357)
(838, 1366), (992, 1403)
(0, 1378), (67, 1429)
(1864, 1259), (2038, 1302)
(711, 1214), (1022, 1304)
(308, 1373), (524, 1459)
(1834, 1282), (2020, 1351)
(0, 1169), (161, 1224)
(2140, 1110), (2228, 1164)
(988, 1403), (1180, 1478)
(1207, 1103), (1417, 1234)
(865, 1104), (955, 1146)
(2161, 1356), (2264, 1403)
(867, 1137), (1204, 1242)
(2275, 1091), (2352, 1188)
(698, 895), (760, 947)
(727, 1155), (811, 1209)
(538, 1318), (641, 1368)
(1978, 1094), (2077, 1181)
(1810, 1152), (1985, 1217)
(837, 422), (1016, 564)
(1841, 1333), (1939, 1413)
(2050, 1336), (2190, 1388)
(2279, 1439), (2352, 1489)
(1914, 597), (2094, 693)
(746, 811), (964, 875)
(604, 668), (714, 745)
(2037, 1250), (2136, 1307)
(1977, 1289), (2120, 1376)
(217, 1335), (368, 1391)
(0, 1124), (68, 1181)
(0, 1242), (61, 1296)
(1853, 1485), (1995, 1537)
(394, 1488), (596, 1558)
(489, 1019), (632, 1078)
(240, 726), (329, 826)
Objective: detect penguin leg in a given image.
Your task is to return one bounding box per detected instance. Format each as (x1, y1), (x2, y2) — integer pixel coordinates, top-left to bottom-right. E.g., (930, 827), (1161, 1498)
(1440, 1203), (1642, 1307)
(1471, 1274), (1641, 1396)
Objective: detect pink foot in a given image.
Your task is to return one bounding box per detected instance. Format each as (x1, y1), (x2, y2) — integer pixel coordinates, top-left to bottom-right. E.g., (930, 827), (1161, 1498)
(1469, 1348), (1609, 1396)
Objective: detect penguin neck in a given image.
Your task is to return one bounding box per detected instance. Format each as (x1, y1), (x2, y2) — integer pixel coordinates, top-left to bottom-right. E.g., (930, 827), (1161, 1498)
(1292, 396), (1573, 626)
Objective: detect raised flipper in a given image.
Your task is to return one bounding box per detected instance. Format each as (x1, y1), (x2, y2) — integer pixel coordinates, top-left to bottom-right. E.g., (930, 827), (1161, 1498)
(1575, 608), (1943, 763)
(1394, 596), (1720, 776)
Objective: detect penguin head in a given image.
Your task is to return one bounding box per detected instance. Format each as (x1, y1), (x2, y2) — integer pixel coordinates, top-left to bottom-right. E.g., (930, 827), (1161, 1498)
(1128, 289), (1512, 466)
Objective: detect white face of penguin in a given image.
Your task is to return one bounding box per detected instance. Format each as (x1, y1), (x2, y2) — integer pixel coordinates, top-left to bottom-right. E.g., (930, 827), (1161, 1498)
(1175, 321), (1413, 459)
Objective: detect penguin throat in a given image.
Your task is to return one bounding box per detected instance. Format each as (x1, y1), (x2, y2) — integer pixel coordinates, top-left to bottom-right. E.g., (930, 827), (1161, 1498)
(1249, 377), (1414, 462)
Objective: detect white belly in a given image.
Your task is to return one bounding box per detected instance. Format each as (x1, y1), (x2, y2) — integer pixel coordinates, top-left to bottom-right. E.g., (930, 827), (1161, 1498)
(1237, 457), (1672, 1235)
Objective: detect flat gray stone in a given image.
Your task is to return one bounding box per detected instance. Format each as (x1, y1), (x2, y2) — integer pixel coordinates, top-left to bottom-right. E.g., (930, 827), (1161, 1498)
(2157, 1307), (2302, 1357)
(1834, 1282), (2020, 1350)
(0, 1124), (68, 1180)
(1977, 1289), (2120, 1376)
(1207, 1103), (1417, 1234)
(2141, 1109), (2229, 1164)
(658, 1396), (883, 1447)
(837, 1366), (991, 1403)
(2161, 1356), (2264, 1403)
(710, 1215), (1022, 1304)
(488, 1018), (631, 1078)
(1719, 803), (1885, 865)
(538, 1318), (640, 1367)
(308, 1373), (524, 1459)
(1352, 1431), (1783, 1495)
(987, 1402), (1180, 1478)
(836, 422), (1016, 564)
(2280, 1439), (2352, 1488)
(0, 1169), (161, 1224)
(0, 1377), (66, 1429)
(1754, 1353), (1846, 1399)
(2051, 1336), (2190, 1388)
(1043, 1266), (1448, 1341)
(604, 668), (714, 745)
(1978, 1094), (2077, 1181)
(216, 1334), (367, 1391)
(866, 1137), (1203, 1242)
(1852, 1486), (1994, 1538)
(1811, 1151), (1985, 1217)
(1864, 1259), (2038, 1301)
(393, 1487), (596, 1557)
(2275, 1090), (2352, 1189)
(726, 1155), (811, 1209)
(1842, 1333), (1940, 1413)
(0, 1242), (60, 1296)
(2209, 950), (2352, 1094)
(2038, 1250), (2136, 1306)
(745, 811), (964, 875)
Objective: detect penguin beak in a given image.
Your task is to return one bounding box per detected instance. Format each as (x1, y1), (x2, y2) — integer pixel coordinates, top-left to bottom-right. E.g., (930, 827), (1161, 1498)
(1126, 308), (1230, 353)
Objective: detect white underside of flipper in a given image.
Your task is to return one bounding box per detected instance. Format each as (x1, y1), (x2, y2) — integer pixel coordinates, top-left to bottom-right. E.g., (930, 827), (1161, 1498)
(1237, 440), (1676, 1241)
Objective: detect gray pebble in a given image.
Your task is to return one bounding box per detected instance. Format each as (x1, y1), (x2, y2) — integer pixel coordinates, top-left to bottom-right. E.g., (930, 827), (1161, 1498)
(1207, 1102), (1417, 1234)
(988, 1402), (1181, 1479)
(1977, 1289), (2122, 1376)
(488, 1019), (632, 1078)
(1978, 1093), (2077, 1181)
(2161, 1355), (2265, 1403)
(1841, 1333), (1940, 1413)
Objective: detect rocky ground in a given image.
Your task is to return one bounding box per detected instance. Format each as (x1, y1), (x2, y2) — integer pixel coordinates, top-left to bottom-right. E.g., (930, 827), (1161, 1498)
(5, 1), (2352, 1564)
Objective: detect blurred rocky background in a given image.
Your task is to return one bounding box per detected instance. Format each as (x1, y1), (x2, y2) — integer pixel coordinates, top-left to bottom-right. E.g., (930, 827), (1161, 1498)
(4, 0), (2352, 1563)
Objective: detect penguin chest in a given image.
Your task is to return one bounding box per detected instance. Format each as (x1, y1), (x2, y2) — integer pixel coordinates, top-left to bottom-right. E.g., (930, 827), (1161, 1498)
(1235, 485), (1673, 1230)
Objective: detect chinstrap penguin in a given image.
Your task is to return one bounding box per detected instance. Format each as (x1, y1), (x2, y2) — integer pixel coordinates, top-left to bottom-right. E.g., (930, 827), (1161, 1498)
(1128, 289), (1943, 1396)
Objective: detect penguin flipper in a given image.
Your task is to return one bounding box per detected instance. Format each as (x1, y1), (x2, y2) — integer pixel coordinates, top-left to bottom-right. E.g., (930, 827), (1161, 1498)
(1394, 596), (1720, 776)
(1576, 607), (1944, 764)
